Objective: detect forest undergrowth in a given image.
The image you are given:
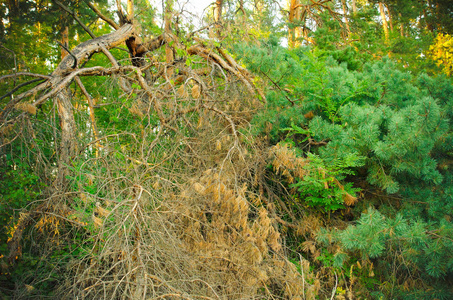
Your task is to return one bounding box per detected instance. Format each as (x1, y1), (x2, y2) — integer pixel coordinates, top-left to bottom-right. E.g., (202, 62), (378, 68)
(1, 0), (453, 299)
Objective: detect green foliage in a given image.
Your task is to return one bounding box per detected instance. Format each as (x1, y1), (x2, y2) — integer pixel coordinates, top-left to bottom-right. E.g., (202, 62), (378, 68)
(309, 59), (450, 193)
(234, 40), (365, 142)
(290, 152), (363, 212)
(0, 155), (45, 256)
(2, 0), (453, 298)
(237, 41), (451, 194)
(329, 206), (453, 297)
(235, 31), (453, 297)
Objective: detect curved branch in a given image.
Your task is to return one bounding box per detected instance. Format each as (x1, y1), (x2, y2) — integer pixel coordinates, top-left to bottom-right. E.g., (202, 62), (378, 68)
(53, 24), (133, 76)
(0, 73), (51, 82)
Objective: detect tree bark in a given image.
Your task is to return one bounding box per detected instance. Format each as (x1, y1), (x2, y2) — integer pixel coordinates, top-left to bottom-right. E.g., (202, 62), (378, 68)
(164, 0), (174, 77)
(61, 26), (69, 60)
(55, 86), (76, 186)
(386, 3), (394, 32)
(379, 2), (389, 43)
(214, 0), (223, 23)
(213, 0), (223, 38)
(288, 0), (299, 48)
(341, 0), (350, 39)
(51, 24), (134, 186)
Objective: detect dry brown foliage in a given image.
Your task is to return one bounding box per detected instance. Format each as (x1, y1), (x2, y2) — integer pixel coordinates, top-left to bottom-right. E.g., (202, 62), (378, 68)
(0, 12), (332, 298)
(47, 90), (321, 299)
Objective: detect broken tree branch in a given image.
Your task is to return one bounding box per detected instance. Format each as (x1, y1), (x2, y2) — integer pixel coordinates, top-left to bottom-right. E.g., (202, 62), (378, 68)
(0, 73), (51, 81)
(85, 1), (119, 30)
(0, 78), (46, 102)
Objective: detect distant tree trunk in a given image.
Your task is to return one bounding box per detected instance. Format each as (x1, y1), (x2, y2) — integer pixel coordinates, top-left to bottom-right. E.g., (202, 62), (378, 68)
(379, 2), (389, 43)
(288, 0), (299, 48)
(213, 0), (223, 38)
(341, 0), (350, 40)
(214, 0), (223, 23)
(127, 0), (134, 21)
(61, 26), (69, 60)
(386, 4), (394, 32)
(294, 2), (304, 45)
(115, 0), (126, 24)
(352, 0), (357, 15)
(399, 13), (404, 37)
(164, 0), (174, 76)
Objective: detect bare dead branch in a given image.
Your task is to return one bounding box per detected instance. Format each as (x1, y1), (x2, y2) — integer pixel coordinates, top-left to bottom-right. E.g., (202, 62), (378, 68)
(33, 65), (143, 108)
(0, 80), (51, 123)
(133, 68), (166, 123)
(216, 47), (266, 101)
(54, 0), (96, 39)
(0, 72), (51, 81)
(202, 104), (238, 142)
(259, 70), (294, 106)
(188, 45), (256, 97)
(85, 1), (120, 30)
(53, 23), (133, 76)
(0, 78), (46, 101)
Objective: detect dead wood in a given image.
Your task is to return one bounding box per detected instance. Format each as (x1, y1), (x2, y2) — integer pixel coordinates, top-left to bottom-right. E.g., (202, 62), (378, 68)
(85, 1), (120, 30)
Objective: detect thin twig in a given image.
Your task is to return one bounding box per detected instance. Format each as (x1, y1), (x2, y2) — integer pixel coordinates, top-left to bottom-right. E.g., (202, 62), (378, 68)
(0, 78), (46, 101)
(299, 253), (306, 300)
(330, 271), (338, 300)
(260, 70), (295, 105)
(0, 72), (51, 81)
(54, 0), (96, 39)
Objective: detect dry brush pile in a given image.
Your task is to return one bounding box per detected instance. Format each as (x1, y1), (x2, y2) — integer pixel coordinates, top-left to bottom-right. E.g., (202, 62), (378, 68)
(0, 13), (327, 298)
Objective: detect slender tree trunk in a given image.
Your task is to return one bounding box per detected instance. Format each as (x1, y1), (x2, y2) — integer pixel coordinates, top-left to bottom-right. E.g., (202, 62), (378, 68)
(341, 0), (350, 40)
(386, 4), (394, 32)
(55, 85), (77, 186)
(61, 26), (69, 60)
(435, 0), (441, 30)
(294, 2), (303, 46)
(116, 0), (126, 25)
(164, 0), (174, 76)
(288, 0), (298, 48)
(352, 0), (357, 15)
(399, 13), (404, 37)
(213, 0), (223, 38)
(127, 0), (134, 21)
(379, 2), (389, 43)
(214, 0), (223, 23)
